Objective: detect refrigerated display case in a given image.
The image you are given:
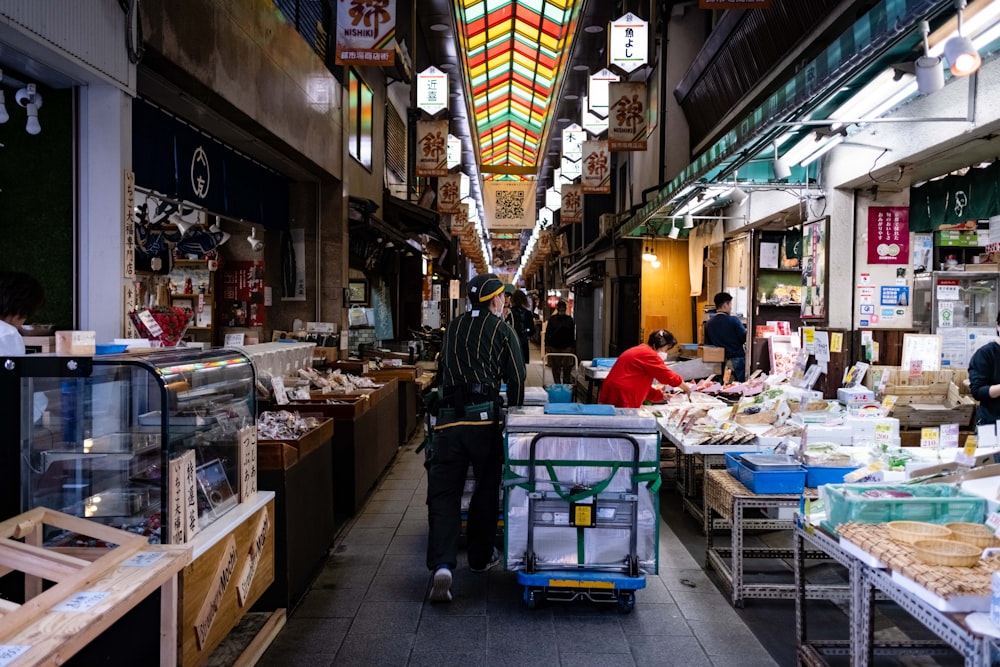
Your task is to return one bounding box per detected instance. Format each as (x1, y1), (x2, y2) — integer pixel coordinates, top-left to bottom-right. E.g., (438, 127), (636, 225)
(0, 347), (256, 543)
(910, 271), (999, 368)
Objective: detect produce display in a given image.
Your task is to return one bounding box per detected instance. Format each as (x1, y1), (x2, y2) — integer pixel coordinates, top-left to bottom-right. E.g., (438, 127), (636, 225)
(128, 306), (194, 346)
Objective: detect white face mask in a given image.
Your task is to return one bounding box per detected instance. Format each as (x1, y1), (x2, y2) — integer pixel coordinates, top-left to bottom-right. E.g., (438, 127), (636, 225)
(658, 351), (669, 361)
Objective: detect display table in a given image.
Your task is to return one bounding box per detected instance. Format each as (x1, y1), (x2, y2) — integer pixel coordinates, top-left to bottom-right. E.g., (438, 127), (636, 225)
(0, 509), (190, 667)
(703, 469), (826, 606)
(365, 367), (420, 441)
(794, 522), (984, 666)
(580, 363), (609, 404)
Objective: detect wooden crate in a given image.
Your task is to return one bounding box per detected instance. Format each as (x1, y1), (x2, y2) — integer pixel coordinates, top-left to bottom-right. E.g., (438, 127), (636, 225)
(289, 396), (370, 419)
(891, 383), (976, 429)
(863, 366), (955, 395)
(257, 418), (334, 469)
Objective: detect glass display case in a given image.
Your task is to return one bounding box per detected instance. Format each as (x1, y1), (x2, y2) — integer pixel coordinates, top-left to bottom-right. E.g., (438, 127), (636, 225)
(909, 271), (999, 368)
(0, 347), (255, 544)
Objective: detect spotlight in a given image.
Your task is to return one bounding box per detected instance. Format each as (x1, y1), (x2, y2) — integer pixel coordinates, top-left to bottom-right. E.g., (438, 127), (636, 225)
(247, 227), (264, 252)
(15, 83), (43, 135)
(771, 141), (791, 180)
(915, 21), (945, 94)
(651, 259), (661, 268)
(944, 0), (981, 76)
(728, 186), (747, 206)
(683, 214), (695, 229)
(209, 216), (231, 246)
(169, 210), (197, 235)
(668, 225), (681, 240)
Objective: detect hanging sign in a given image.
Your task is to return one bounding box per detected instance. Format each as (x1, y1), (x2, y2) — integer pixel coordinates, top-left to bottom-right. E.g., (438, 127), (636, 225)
(546, 187), (561, 211)
(437, 173), (462, 214)
(561, 184), (583, 223)
(335, 0), (396, 66)
(588, 69), (620, 118)
(582, 140), (611, 194)
(867, 206), (909, 264)
(482, 180), (537, 229)
(416, 66), (448, 115)
(561, 154), (582, 180)
(416, 120), (449, 177)
(539, 207), (555, 228)
(449, 202), (469, 233)
(609, 13), (648, 73)
(608, 82), (648, 151)
(447, 134), (462, 169)
(562, 124), (586, 160)
(581, 96), (608, 136)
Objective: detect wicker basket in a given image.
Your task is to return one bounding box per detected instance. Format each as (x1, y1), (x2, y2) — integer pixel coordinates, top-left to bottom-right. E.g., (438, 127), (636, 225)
(912, 538), (982, 567)
(886, 521), (953, 544)
(945, 522), (999, 548)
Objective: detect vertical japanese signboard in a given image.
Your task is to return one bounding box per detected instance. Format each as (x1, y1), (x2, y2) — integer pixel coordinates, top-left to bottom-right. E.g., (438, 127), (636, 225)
(416, 120), (449, 177)
(438, 173), (462, 214)
(417, 66), (448, 115)
(608, 13), (648, 73)
(581, 140), (611, 194)
(608, 82), (648, 151)
(562, 184), (583, 223)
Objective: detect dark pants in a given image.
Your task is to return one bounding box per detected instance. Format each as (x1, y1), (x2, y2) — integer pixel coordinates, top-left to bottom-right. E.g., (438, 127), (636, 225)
(546, 347), (575, 384)
(729, 356), (746, 382)
(425, 419), (502, 571)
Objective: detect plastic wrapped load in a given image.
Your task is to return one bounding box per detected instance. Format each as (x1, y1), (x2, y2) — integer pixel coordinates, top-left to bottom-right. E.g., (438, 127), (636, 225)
(522, 386), (549, 406)
(504, 432), (659, 574)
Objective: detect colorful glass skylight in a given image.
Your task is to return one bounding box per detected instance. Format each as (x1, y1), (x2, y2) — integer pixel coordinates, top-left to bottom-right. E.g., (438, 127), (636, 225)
(455, 0), (583, 175)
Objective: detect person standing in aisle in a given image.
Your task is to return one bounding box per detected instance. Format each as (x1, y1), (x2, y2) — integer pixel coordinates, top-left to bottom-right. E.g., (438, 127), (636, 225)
(426, 273), (525, 603)
(0, 271), (45, 356)
(968, 312), (1000, 424)
(544, 300), (576, 384)
(599, 330), (691, 408)
(705, 292), (748, 381)
(509, 289), (536, 363)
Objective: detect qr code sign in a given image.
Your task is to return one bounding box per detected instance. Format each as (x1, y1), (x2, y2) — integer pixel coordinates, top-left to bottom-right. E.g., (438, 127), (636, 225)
(496, 191), (525, 220)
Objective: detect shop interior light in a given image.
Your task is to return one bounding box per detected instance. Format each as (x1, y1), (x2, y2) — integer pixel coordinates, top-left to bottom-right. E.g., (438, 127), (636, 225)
(682, 213), (695, 229)
(944, 0), (981, 76)
(15, 83), (42, 135)
(668, 224), (681, 240)
(915, 20), (945, 94)
(651, 259), (661, 268)
(247, 226), (264, 252)
(209, 216), (231, 245)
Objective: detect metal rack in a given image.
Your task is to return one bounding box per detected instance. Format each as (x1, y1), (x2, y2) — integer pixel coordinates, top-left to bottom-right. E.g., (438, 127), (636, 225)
(793, 522), (987, 666)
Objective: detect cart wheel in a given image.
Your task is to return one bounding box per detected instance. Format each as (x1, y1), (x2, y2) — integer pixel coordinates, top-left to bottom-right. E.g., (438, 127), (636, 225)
(617, 591), (635, 613)
(523, 587), (542, 610)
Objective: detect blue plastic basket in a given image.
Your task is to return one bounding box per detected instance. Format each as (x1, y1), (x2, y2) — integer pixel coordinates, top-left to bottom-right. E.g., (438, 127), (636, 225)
(804, 465), (861, 489)
(725, 453), (743, 479)
(545, 384), (573, 403)
(736, 459), (806, 494)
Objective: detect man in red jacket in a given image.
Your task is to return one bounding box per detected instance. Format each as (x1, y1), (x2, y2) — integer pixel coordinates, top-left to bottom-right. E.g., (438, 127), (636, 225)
(599, 330), (690, 408)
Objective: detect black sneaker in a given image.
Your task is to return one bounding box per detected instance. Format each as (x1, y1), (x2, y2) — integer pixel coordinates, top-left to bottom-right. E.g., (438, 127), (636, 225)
(470, 547), (501, 573)
(429, 567), (453, 602)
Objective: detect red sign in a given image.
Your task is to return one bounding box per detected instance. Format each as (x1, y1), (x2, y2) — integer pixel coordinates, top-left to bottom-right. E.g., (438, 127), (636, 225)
(547, 295), (559, 309)
(867, 206), (909, 265)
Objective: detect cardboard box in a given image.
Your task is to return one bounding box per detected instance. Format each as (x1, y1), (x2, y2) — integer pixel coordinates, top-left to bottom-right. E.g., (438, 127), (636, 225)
(55, 330), (96, 355)
(313, 347), (340, 364)
(697, 346), (726, 363)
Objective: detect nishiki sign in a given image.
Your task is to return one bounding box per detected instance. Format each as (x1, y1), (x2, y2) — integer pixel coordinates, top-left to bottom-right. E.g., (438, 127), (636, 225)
(336, 0), (396, 66)
(608, 82), (647, 151)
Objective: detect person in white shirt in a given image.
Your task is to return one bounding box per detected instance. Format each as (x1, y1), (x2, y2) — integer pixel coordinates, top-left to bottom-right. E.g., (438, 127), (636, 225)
(0, 271), (45, 356)
(0, 271), (48, 422)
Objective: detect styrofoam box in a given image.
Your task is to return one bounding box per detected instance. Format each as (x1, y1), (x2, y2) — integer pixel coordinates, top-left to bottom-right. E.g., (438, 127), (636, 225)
(843, 416), (900, 442)
(505, 432), (659, 573)
(801, 424), (853, 446)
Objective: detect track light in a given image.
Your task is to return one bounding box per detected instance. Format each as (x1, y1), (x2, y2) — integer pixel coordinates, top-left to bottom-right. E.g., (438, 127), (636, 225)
(727, 186), (747, 206)
(682, 214), (695, 229)
(668, 225), (681, 240)
(915, 20), (945, 94)
(944, 0), (981, 76)
(169, 210), (196, 235)
(15, 83), (42, 135)
(209, 216), (231, 245)
(247, 227), (264, 251)
(771, 141), (791, 180)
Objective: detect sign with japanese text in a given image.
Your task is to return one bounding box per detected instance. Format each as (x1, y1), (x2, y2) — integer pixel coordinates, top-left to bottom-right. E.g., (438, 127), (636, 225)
(335, 0), (396, 67)
(581, 140), (611, 194)
(449, 202), (469, 233)
(609, 13), (648, 73)
(562, 124), (586, 160)
(483, 180), (536, 229)
(219, 261), (266, 328)
(582, 96), (608, 136)
(587, 69), (620, 118)
(416, 66), (448, 115)
(608, 82), (648, 151)
(237, 425), (257, 502)
(867, 206), (909, 264)
(416, 120), (449, 177)
(561, 183), (583, 223)
(447, 134), (462, 169)
(437, 173), (462, 214)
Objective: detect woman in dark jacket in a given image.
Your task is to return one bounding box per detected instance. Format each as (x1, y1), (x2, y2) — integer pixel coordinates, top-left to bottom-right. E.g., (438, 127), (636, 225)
(510, 290), (536, 363)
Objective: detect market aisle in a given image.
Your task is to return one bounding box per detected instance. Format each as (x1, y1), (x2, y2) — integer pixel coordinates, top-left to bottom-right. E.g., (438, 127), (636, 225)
(257, 346), (777, 667)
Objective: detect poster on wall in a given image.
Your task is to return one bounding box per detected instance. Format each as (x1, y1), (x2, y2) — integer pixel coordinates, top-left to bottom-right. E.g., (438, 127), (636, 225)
(281, 229), (306, 301)
(219, 261), (266, 328)
(868, 206), (909, 264)
(912, 233), (933, 273)
(801, 217), (828, 320)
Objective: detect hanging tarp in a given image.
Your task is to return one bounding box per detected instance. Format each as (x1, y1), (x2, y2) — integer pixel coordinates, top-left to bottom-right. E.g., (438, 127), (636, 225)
(908, 162), (1000, 232)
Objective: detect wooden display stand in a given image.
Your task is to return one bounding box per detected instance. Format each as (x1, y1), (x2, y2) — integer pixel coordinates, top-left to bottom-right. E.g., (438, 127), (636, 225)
(0, 508), (191, 667)
(179, 492), (275, 667)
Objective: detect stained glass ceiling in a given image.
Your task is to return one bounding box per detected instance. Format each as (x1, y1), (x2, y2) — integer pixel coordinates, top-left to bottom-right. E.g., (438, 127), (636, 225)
(454, 0), (583, 177)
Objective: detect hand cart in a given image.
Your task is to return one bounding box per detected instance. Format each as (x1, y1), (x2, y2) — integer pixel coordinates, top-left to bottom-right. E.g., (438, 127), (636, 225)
(542, 353), (578, 403)
(516, 431), (645, 612)
(504, 407), (660, 614)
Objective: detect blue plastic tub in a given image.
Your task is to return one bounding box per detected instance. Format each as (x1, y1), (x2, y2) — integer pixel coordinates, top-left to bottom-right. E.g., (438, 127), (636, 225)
(736, 459), (806, 494)
(545, 384), (573, 403)
(591, 357), (618, 368)
(804, 465), (861, 489)
(725, 453), (743, 479)
(95, 343), (128, 355)
(543, 403), (616, 416)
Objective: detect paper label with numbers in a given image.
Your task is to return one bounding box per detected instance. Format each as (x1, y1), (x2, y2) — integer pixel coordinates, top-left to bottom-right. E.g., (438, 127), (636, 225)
(0, 646), (30, 666)
(137, 309), (163, 337)
(940, 423), (960, 448)
(987, 512), (1000, 532)
(123, 551), (166, 567)
(54, 591), (109, 612)
(920, 427), (941, 449)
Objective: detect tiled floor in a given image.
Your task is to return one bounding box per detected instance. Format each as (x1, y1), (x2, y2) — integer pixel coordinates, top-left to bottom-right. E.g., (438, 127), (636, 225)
(258, 350), (779, 666)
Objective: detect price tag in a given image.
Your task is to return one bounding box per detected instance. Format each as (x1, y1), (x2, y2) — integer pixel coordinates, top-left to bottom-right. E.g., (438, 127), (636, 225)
(955, 451), (977, 467)
(137, 309), (163, 337)
(920, 427), (940, 449)
(123, 552), (166, 567)
(830, 332), (843, 353)
(940, 424), (960, 448)
(198, 293), (205, 314)
(874, 422), (894, 442)
(879, 395), (897, 417)
(0, 646), (31, 665)
(987, 511), (1000, 533)
(908, 359), (923, 379)
(271, 376), (288, 405)
(54, 591), (109, 612)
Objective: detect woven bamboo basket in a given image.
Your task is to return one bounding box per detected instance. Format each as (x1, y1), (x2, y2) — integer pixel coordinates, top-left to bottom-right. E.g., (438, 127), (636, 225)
(886, 521), (953, 545)
(945, 522), (999, 549)
(912, 538), (982, 567)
